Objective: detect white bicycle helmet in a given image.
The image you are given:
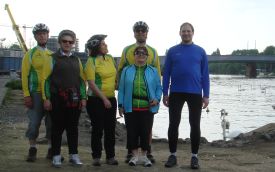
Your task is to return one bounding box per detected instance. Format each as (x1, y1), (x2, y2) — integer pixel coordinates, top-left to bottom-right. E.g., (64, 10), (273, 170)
(32, 23), (49, 34)
(86, 34), (107, 50)
(133, 21), (149, 32)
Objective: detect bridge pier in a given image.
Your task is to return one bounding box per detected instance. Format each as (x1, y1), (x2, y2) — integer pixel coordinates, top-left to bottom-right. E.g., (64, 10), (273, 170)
(245, 63), (257, 78)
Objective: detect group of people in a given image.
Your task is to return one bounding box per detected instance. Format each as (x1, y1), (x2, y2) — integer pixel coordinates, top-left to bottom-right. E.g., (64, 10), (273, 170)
(21, 21), (209, 170)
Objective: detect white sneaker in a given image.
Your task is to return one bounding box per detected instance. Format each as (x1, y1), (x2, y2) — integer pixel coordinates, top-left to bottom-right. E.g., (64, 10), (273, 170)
(52, 155), (62, 168)
(69, 154), (83, 166)
(128, 156), (139, 166)
(141, 155), (152, 167)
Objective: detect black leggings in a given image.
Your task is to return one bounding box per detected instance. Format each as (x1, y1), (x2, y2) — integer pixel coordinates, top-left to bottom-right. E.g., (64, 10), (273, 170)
(168, 92), (202, 154)
(86, 96), (117, 159)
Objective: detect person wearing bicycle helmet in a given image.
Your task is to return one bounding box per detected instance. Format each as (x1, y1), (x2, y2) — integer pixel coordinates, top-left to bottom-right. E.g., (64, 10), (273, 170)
(117, 21), (160, 164)
(84, 34), (118, 166)
(42, 29), (87, 168)
(21, 23), (53, 162)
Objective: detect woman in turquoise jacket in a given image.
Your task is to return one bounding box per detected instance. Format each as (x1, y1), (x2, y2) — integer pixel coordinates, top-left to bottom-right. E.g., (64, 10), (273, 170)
(118, 46), (162, 167)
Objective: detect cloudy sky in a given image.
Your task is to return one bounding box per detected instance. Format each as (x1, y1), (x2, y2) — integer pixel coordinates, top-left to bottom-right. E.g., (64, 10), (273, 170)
(1, 0), (274, 56)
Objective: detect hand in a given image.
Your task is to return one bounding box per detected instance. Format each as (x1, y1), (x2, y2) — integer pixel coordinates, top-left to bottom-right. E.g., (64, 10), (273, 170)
(103, 98), (112, 109)
(202, 97), (209, 109)
(118, 107), (124, 117)
(163, 95), (169, 107)
(150, 99), (159, 107)
(79, 99), (87, 109)
(44, 99), (52, 111)
(24, 96), (33, 108)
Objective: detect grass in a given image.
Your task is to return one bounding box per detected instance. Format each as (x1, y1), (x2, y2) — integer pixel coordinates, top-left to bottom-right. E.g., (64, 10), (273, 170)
(5, 79), (22, 90)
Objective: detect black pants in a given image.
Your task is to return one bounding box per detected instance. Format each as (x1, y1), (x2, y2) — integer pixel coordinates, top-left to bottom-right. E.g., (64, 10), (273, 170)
(125, 111), (154, 151)
(50, 94), (81, 156)
(86, 96), (117, 159)
(168, 92), (202, 154)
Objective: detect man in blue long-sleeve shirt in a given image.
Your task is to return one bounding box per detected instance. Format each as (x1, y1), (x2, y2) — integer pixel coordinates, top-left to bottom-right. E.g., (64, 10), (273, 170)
(162, 22), (210, 169)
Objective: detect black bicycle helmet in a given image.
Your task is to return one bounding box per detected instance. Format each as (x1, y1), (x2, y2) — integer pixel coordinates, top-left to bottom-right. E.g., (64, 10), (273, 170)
(133, 21), (149, 32)
(86, 34), (107, 49)
(32, 23), (49, 34)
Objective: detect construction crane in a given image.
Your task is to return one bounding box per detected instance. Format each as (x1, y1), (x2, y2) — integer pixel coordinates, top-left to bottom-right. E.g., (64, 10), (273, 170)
(4, 4), (28, 54)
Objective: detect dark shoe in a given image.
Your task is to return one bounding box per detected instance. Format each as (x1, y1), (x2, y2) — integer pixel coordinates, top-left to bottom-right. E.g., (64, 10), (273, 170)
(190, 156), (200, 169)
(125, 153), (133, 163)
(26, 147), (37, 162)
(106, 157), (118, 165)
(165, 155), (177, 168)
(93, 158), (101, 166)
(147, 154), (155, 163)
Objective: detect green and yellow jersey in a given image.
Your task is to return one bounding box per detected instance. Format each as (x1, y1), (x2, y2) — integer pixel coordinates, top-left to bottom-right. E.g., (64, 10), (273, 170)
(85, 54), (117, 98)
(21, 46), (52, 97)
(117, 43), (161, 79)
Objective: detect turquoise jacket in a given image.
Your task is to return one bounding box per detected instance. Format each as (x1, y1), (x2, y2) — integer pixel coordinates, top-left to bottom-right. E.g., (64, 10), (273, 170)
(118, 64), (162, 113)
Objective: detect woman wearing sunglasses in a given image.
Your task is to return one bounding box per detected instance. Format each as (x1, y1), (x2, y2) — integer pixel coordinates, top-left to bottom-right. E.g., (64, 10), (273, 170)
(42, 29), (87, 168)
(84, 34), (118, 166)
(118, 46), (162, 167)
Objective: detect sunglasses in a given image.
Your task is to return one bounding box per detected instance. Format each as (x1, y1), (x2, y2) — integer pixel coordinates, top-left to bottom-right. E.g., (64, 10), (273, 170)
(61, 39), (74, 44)
(134, 29), (147, 33)
(134, 51), (148, 56)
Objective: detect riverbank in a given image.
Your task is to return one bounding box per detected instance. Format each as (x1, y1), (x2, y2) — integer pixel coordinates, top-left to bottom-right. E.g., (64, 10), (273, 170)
(0, 89), (275, 171)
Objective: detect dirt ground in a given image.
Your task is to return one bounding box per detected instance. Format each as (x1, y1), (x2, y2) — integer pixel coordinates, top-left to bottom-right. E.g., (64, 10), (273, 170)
(0, 90), (275, 172)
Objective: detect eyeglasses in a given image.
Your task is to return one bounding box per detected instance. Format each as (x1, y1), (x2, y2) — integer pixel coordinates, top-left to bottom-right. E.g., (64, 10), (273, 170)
(134, 29), (147, 33)
(61, 40), (74, 44)
(134, 51), (148, 56)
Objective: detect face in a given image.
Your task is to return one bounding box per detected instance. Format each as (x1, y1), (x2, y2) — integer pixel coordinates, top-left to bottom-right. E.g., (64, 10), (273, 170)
(60, 35), (74, 53)
(99, 40), (108, 55)
(34, 31), (49, 46)
(134, 27), (148, 44)
(134, 49), (148, 66)
(179, 24), (194, 44)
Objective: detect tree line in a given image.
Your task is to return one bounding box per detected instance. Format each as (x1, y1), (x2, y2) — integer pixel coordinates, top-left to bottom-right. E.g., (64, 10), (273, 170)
(209, 46), (275, 75)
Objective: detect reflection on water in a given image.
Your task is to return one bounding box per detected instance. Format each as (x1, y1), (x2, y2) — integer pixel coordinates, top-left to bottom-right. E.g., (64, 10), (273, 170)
(118, 75), (275, 141)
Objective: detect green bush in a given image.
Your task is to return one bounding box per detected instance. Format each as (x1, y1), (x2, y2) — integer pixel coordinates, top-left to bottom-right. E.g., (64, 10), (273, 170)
(5, 80), (22, 90)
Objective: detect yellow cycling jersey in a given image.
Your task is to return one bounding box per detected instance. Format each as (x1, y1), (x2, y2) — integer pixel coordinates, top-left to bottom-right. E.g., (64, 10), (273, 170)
(21, 46), (52, 97)
(117, 43), (161, 79)
(85, 54), (117, 98)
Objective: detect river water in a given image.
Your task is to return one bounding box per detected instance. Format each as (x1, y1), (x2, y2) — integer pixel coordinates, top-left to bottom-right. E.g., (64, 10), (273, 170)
(117, 75), (275, 142)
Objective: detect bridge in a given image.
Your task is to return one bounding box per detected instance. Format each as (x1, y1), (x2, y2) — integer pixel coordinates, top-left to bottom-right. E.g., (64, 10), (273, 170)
(207, 55), (275, 63)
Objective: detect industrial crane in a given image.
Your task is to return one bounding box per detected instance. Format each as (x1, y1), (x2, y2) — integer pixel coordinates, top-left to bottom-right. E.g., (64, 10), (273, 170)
(4, 4), (28, 54)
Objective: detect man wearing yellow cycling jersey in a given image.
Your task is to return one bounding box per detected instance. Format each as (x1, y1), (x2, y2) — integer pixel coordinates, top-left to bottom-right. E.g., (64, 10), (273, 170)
(117, 21), (161, 163)
(21, 23), (52, 162)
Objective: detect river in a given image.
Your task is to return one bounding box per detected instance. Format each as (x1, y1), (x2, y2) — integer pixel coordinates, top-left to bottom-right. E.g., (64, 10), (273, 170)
(117, 75), (275, 142)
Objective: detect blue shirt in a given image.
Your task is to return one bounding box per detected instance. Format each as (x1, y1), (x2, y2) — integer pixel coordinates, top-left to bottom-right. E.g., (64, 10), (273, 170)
(162, 43), (210, 97)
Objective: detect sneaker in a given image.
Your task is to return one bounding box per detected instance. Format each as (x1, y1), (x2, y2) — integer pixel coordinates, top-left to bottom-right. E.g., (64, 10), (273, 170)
(125, 153), (133, 163)
(106, 157), (118, 165)
(190, 156), (200, 169)
(26, 147), (37, 162)
(140, 156), (152, 167)
(69, 154), (83, 166)
(52, 155), (62, 168)
(46, 148), (65, 162)
(147, 154), (155, 163)
(165, 155), (177, 168)
(128, 156), (138, 166)
(93, 158), (101, 166)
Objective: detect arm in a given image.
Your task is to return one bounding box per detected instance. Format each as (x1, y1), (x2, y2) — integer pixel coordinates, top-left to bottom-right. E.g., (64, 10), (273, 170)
(117, 48), (127, 84)
(162, 50), (172, 106)
(117, 68), (126, 115)
(21, 52), (32, 108)
(150, 69), (162, 107)
(153, 51), (161, 78)
(41, 56), (53, 111)
(201, 51), (210, 109)
(78, 58), (87, 108)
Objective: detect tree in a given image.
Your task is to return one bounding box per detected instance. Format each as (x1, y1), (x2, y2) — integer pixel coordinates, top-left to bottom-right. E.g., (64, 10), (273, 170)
(231, 49), (259, 56)
(211, 48), (221, 55)
(9, 44), (21, 50)
(263, 46), (275, 55)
